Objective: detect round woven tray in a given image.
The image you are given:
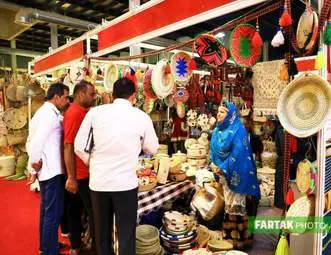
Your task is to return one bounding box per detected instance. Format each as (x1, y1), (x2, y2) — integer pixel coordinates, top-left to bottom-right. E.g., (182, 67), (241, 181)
(3, 108), (27, 130)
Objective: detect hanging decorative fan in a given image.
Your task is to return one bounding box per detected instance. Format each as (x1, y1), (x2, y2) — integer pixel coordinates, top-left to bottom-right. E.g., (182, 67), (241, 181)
(194, 34), (228, 67)
(230, 24), (262, 67)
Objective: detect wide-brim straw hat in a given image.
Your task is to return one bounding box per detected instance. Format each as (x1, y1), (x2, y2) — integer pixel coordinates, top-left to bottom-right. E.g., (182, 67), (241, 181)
(277, 73), (331, 138)
(170, 51), (192, 83)
(103, 62), (120, 92)
(151, 59), (175, 99)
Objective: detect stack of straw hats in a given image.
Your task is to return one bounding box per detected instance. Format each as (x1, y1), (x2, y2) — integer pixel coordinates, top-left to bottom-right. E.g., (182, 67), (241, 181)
(136, 225), (163, 255)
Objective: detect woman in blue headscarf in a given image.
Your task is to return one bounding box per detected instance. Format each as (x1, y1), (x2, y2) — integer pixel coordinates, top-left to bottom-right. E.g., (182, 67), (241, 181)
(210, 101), (260, 249)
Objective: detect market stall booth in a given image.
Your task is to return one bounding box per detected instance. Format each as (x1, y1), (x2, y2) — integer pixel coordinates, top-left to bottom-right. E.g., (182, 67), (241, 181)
(1, 0), (329, 254)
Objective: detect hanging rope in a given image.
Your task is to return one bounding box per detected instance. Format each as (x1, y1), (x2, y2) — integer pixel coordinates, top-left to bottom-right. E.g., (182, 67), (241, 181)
(88, 0), (282, 62)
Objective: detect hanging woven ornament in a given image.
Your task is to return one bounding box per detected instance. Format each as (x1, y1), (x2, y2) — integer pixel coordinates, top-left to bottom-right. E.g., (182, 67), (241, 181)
(279, 3), (293, 27)
(271, 28), (285, 47)
(324, 10), (331, 45)
(315, 47), (326, 69)
(296, 1), (318, 52)
(252, 19), (264, 48)
(229, 24), (262, 67)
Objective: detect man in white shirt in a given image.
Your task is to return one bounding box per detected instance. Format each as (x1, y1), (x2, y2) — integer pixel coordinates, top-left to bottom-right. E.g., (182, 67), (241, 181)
(27, 82), (70, 255)
(75, 78), (159, 255)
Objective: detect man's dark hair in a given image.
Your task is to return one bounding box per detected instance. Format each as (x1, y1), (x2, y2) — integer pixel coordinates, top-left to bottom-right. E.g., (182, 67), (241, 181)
(73, 80), (93, 97)
(46, 82), (69, 100)
(113, 78), (136, 99)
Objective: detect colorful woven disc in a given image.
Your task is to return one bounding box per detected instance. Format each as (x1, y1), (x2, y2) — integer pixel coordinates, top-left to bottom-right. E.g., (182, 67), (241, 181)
(194, 34), (228, 67)
(230, 24), (262, 67)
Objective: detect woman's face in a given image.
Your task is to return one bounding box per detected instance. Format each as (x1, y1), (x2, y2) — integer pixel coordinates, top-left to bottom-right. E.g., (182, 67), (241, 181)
(217, 106), (228, 123)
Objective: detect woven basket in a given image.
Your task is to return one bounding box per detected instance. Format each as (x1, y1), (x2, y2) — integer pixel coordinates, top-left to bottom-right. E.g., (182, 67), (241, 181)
(277, 73), (331, 138)
(0, 135), (8, 147)
(138, 181), (157, 192)
(7, 129), (28, 146)
(261, 151), (277, 168)
(262, 139), (277, 153)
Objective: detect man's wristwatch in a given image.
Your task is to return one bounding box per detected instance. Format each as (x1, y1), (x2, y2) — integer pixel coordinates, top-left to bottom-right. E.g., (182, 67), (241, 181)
(30, 170), (38, 175)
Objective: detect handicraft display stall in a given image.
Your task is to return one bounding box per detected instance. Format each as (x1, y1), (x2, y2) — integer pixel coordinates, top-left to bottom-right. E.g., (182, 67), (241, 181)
(25, 0), (331, 254)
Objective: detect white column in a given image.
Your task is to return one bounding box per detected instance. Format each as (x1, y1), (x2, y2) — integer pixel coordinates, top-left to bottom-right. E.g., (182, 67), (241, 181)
(10, 40), (17, 73)
(129, 0), (141, 61)
(50, 24), (58, 50)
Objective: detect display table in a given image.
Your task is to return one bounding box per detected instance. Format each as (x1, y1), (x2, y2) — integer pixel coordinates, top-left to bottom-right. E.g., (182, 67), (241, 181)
(138, 180), (195, 221)
(113, 180), (195, 253)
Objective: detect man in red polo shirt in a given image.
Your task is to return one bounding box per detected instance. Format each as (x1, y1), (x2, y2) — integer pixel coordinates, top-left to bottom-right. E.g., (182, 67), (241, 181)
(63, 80), (97, 255)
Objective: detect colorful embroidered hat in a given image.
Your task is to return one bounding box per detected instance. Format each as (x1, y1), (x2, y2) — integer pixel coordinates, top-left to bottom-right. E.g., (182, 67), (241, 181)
(230, 24), (262, 67)
(194, 34), (228, 67)
(170, 51), (193, 83)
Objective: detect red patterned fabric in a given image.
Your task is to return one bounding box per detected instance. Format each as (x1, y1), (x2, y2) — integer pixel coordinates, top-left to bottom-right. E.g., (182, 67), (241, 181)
(187, 74), (205, 109)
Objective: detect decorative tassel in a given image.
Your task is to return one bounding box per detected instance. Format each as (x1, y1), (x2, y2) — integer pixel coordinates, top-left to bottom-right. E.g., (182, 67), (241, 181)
(279, 63), (289, 81)
(324, 21), (331, 45)
(189, 59), (197, 71)
(285, 187), (295, 205)
(290, 135), (297, 153)
(288, 57), (298, 76)
(125, 68), (138, 90)
(315, 48), (326, 69)
(164, 63), (171, 74)
(279, 5), (293, 27)
(271, 29), (285, 47)
(130, 66), (136, 75)
(252, 19), (263, 48)
(275, 235), (291, 255)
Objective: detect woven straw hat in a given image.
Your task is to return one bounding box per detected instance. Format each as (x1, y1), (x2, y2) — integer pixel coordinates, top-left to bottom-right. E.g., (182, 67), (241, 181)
(277, 73), (331, 138)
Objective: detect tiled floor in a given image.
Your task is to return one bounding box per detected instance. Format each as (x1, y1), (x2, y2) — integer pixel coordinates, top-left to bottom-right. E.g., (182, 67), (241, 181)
(246, 207), (283, 255)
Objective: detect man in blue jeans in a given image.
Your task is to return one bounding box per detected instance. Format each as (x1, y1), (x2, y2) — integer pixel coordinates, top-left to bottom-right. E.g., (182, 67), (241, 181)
(27, 82), (70, 255)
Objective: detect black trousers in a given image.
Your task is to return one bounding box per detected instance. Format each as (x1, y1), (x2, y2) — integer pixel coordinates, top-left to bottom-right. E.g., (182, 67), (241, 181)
(66, 179), (95, 250)
(91, 188), (138, 255)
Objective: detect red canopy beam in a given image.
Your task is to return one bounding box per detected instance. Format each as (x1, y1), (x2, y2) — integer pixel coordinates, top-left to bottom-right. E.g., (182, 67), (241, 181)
(95, 0), (268, 57)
